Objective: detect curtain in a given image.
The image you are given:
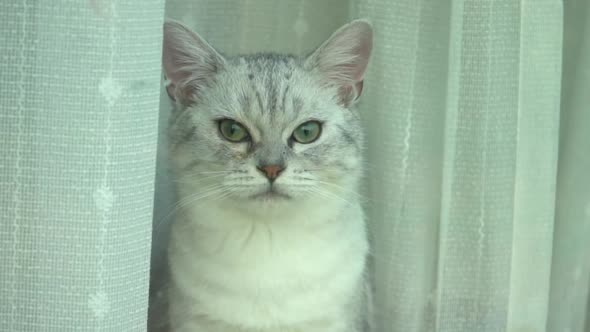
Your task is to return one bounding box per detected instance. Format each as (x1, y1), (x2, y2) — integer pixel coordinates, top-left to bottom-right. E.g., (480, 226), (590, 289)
(0, 1), (165, 331)
(2, 0), (590, 331)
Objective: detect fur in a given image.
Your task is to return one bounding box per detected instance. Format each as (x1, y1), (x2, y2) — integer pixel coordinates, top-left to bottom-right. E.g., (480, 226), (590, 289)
(157, 19), (374, 332)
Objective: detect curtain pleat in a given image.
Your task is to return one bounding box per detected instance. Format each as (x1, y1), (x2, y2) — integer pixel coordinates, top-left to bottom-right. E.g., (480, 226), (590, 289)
(549, 0), (590, 331)
(351, 1), (450, 331)
(438, 1), (562, 331)
(438, 1), (519, 331)
(506, 1), (562, 331)
(0, 1), (165, 331)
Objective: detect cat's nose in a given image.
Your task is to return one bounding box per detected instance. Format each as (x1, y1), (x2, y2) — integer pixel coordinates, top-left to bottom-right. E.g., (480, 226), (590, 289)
(256, 164), (285, 182)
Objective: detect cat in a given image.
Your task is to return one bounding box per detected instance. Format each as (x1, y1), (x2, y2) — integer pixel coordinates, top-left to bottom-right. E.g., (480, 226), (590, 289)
(159, 18), (374, 332)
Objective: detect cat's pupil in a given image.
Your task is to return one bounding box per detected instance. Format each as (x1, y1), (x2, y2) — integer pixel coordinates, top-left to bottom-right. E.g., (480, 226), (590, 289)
(230, 125), (237, 135)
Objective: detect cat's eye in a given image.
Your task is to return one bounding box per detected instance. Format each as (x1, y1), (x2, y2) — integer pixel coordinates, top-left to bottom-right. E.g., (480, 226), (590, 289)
(218, 119), (250, 142)
(292, 121), (322, 144)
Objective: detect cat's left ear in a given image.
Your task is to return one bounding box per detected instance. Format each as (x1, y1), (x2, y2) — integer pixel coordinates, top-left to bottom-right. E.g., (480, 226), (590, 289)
(304, 20), (373, 108)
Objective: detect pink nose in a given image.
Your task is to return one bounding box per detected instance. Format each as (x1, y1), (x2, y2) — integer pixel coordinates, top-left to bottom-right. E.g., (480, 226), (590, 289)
(257, 164), (285, 181)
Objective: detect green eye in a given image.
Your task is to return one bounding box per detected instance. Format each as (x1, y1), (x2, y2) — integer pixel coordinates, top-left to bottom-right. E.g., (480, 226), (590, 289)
(219, 119), (249, 142)
(292, 121), (322, 144)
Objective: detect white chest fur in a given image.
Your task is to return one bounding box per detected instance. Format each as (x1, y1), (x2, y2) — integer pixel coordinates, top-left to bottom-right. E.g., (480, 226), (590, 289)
(167, 198), (369, 332)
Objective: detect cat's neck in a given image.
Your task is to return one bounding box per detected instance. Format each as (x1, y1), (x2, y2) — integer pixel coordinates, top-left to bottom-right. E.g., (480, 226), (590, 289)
(178, 191), (356, 230)
(170, 191), (366, 269)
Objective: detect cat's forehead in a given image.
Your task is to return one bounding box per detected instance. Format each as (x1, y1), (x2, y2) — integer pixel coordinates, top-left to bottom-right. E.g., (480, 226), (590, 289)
(234, 53), (300, 73)
(229, 53), (303, 92)
(211, 53), (330, 126)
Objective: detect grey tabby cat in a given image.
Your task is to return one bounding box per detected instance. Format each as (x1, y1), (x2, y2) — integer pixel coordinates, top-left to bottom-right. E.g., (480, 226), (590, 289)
(160, 18), (373, 332)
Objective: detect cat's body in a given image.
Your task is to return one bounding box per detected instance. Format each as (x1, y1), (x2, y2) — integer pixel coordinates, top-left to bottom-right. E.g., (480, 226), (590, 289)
(168, 189), (369, 332)
(160, 19), (373, 332)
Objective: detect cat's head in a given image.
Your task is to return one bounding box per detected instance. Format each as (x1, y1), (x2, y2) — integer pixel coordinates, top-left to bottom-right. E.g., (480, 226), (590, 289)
(163, 19), (372, 210)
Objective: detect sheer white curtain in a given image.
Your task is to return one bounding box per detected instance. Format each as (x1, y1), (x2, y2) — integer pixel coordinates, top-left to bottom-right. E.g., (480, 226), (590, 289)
(2, 0), (590, 331)
(0, 1), (164, 330)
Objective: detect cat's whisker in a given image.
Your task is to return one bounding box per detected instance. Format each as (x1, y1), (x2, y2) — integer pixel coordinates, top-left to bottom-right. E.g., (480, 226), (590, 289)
(172, 178), (223, 185)
(171, 172), (246, 186)
(304, 187), (335, 204)
(314, 180), (363, 198)
(209, 187), (235, 202)
(307, 186), (355, 207)
(196, 170), (241, 174)
(154, 185), (228, 233)
(290, 176), (362, 201)
(173, 173), (228, 182)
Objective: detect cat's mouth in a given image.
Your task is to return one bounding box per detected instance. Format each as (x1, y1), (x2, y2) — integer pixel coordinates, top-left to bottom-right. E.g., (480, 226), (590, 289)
(249, 187), (290, 200)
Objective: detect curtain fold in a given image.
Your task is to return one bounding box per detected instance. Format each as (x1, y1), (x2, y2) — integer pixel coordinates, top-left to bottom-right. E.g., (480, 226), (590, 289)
(549, 0), (590, 331)
(0, 1), (165, 330)
(437, 1), (561, 331)
(351, 1), (449, 331)
(506, 1), (562, 331)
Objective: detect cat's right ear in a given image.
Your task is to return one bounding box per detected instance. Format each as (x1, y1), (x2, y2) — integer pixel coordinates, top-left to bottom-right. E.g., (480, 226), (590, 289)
(162, 19), (226, 103)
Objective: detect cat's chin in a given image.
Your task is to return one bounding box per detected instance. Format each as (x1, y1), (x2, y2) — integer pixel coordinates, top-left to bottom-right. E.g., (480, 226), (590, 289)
(227, 187), (305, 213)
(248, 187), (291, 201)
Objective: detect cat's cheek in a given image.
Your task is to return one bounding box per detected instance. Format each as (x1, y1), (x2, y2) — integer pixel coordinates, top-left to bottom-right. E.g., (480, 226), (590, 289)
(233, 151), (249, 161)
(235, 147), (256, 163)
(290, 144), (314, 157)
(228, 150), (258, 169)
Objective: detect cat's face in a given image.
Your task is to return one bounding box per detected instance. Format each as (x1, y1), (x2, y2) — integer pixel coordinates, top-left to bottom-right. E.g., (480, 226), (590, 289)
(163, 20), (372, 207)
